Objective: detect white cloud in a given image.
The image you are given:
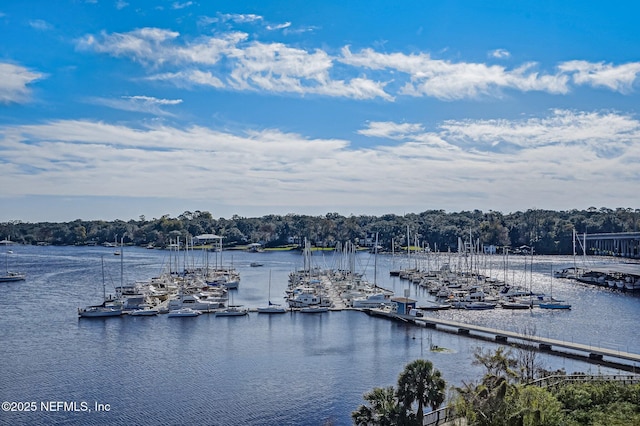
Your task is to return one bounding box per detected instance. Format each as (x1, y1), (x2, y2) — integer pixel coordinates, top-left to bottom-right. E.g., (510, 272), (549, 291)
(77, 28), (640, 102)
(172, 1), (193, 9)
(558, 60), (640, 93)
(218, 13), (263, 24)
(146, 70), (225, 88)
(358, 122), (424, 140)
(266, 22), (291, 31)
(89, 95), (183, 115)
(1, 110), (638, 214)
(29, 19), (53, 31)
(490, 49), (511, 59)
(340, 47), (570, 99)
(115, 0), (128, 10)
(0, 62), (44, 104)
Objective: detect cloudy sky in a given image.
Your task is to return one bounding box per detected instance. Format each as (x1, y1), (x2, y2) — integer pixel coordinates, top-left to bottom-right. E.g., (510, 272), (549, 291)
(1, 1), (639, 222)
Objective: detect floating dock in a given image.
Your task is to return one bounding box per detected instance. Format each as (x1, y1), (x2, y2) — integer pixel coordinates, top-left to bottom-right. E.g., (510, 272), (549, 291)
(367, 309), (640, 372)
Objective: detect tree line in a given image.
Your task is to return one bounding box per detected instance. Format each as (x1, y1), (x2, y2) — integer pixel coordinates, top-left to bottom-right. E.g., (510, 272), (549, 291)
(1, 207), (638, 255)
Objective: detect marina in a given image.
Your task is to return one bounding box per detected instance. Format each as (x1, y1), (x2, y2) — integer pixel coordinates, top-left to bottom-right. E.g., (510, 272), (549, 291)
(1, 244), (640, 425)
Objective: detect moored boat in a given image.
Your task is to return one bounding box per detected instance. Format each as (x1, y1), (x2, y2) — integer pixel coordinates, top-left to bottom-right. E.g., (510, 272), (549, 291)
(299, 306), (329, 313)
(129, 307), (159, 316)
(464, 301), (497, 310)
(258, 270), (288, 313)
(539, 302), (571, 310)
(501, 301), (531, 310)
(78, 256), (123, 318)
(215, 306), (249, 316)
(351, 292), (391, 309)
(167, 307), (201, 317)
(257, 304), (287, 314)
(78, 302), (123, 318)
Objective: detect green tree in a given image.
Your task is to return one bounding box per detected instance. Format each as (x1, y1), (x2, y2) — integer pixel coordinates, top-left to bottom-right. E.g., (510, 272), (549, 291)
(353, 359), (446, 426)
(506, 385), (564, 426)
(396, 359), (446, 425)
(351, 386), (400, 426)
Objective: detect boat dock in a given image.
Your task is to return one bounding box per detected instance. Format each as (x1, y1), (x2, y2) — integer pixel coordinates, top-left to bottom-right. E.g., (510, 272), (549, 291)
(367, 309), (640, 372)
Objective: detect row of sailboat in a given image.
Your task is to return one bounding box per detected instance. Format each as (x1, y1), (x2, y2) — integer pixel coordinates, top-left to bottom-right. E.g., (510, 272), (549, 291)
(78, 236), (245, 318)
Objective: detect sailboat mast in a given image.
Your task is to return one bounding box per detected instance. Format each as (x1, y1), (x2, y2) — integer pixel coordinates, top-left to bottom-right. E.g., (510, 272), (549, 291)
(120, 235), (124, 288)
(101, 255), (106, 302)
(374, 232), (378, 288)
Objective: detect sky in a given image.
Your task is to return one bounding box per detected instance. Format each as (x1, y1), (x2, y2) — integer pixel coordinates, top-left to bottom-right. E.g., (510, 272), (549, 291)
(1, 1), (639, 222)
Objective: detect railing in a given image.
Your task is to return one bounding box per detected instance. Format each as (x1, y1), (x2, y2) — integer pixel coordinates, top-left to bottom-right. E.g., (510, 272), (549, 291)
(423, 406), (457, 426)
(529, 374), (640, 389)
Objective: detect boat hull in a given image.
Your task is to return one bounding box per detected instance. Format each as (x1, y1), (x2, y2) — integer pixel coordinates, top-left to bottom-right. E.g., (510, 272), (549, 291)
(257, 307), (287, 314)
(299, 307), (329, 313)
(78, 307), (123, 318)
(0, 273), (26, 282)
(539, 303), (571, 310)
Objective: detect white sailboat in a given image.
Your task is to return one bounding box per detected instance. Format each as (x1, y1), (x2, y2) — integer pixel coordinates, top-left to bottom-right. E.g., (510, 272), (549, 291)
(540, 266), (572, 310)
(1, 249), (25, 282)
(258, 270), (287, 314)
(78, 256), (123, 318)
(215, 289), (248, 316)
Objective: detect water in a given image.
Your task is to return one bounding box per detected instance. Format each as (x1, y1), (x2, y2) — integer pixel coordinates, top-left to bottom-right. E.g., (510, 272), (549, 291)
(1, 246), (639, 425)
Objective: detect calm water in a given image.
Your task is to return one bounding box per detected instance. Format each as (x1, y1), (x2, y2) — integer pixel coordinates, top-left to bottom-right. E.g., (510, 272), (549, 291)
(1, 246), (639, 425)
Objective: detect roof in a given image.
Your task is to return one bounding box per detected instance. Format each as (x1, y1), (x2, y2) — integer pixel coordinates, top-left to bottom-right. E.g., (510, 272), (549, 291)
(194, 234), (222, 240)
(391, 296), (417, 303)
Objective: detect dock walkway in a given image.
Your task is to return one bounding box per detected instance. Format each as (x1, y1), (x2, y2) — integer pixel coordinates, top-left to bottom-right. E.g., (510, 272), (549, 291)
(366, 309), (640, 370)
(414, 315), (640, 364)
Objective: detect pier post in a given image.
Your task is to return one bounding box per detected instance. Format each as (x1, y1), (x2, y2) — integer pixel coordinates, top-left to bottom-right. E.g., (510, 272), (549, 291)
(539, 343), (552, 351)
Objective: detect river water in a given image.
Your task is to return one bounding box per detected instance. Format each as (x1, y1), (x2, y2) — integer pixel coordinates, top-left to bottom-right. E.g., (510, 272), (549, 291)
(1, 245), (638, 425)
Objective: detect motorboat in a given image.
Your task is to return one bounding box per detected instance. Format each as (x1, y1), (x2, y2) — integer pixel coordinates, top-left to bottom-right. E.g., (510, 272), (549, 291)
(129, 307), (159, 316)
(215, 306), (249, 317)
(168, 293), (225, 312)
(419, 302), (451, 311)
(167, 307), (201, 317)
(287, 287), (330, 308)
(464, 301), (497, 310)
(299, 306), (329, 313)
(351, 292), (391, 309)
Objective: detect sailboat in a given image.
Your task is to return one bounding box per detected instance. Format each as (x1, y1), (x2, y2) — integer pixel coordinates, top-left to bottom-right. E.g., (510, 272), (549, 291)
(258, 270), (287, 314)
(78, 256), (123, 318)
(540, 266), (572, 310)
(215, 289), (249, 317)
(1, 247), (25, 282)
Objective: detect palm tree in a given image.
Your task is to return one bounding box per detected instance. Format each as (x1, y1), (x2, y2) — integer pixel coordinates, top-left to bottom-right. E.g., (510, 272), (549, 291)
(352, 386), (400, 426)
(396, 359), (446, 425)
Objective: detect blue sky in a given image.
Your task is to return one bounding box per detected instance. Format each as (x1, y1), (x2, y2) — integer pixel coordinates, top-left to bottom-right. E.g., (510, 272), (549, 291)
(1, 1), (639, 222)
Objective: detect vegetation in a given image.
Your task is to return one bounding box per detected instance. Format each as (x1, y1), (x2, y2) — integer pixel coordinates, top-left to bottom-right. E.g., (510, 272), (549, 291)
(356, 347), (640, 425)
(352, 359), (446, 426)
(454, 347), (640, 426)
(1, 207), (639, 255)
